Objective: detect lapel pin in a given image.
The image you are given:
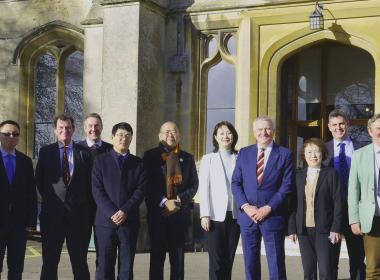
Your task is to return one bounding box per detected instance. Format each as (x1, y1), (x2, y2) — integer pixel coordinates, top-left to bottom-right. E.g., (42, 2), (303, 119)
(180, 158), (184, 162)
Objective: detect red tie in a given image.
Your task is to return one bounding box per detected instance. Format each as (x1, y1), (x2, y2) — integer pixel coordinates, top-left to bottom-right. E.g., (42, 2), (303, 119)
(62, 146), (71, 186)
(257, 148), (265, 185)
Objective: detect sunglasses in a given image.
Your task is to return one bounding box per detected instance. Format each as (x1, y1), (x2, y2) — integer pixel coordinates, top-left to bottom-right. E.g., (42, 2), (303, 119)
(0, 132), (20, 137)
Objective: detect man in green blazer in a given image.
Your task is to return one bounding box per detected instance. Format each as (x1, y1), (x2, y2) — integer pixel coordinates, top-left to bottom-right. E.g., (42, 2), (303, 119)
(348, 113), (380, 279)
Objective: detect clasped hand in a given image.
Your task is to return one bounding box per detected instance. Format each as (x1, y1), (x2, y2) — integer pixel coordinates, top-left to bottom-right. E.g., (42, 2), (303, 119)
(111, 210), (127, 226)
(162, 199), (181, 216)
(244, 205), (271, 223)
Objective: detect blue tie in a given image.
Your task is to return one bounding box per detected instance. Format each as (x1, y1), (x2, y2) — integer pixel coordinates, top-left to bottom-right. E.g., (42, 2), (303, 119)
(338, 143), (349, 199)
(5, 154), (15, 185)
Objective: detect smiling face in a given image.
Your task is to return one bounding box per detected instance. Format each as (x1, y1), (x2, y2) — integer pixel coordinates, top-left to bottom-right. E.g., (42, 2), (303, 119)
(304, 143), (322, 168)
(112, 129), (132, 154)
(54, 119), (74, 146)
(159, 122), (180, 148)
(253, 119), (274, 147)
(0, 124), (20, 152)
(84, 116), (103, 142)
(328, 116), (348, 141)
(214, 125), (233, 150)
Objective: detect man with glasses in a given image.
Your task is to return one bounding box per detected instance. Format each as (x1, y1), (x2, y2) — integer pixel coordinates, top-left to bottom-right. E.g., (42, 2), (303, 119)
(0, 120), (37, 280)
(92, 122), (146, 279)
(143, 121), (198, 280)
(36, 114), (92, 280)
(78, 113), (112, 265)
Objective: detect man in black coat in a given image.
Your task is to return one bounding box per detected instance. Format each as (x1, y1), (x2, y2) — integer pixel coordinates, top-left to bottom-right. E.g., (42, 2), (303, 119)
(144, 121), (198, 280)
(77, 113), (112, 263)
(92, 122), (146, 280)
(36, 114), (92, 280)
(0, 120), (37, 280)
(324, 109), (365, 280)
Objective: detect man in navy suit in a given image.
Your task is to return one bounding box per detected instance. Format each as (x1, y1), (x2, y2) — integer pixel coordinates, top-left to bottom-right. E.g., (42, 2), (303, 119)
(36, 114), (92, 280)
(77, 113), (113, 264)
(324, 109), (366, 280)
(232, 116), (294, 280)
(92, 122), (147, 280)
(0, 120), (37, 280)
(144, 121), (198, 280)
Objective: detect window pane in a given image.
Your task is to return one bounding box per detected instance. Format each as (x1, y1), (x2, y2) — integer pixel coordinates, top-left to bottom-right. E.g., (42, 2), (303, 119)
(34, 52), (57, 158)
(205, 109), (235, 154)
(297, 48), (321, 120)
(207, 60), (235, 109)
(349, 125), (371, 145)
(64, 51), (84, 141)
(326, 46), (375, 120)
(226, 35), (236, 56)
(207, 36), (218, 58)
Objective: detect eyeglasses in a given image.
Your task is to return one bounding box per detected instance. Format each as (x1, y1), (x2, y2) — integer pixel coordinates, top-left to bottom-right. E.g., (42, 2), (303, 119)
(160, 130), (178, 136)
(0, 132), (20, 138)
(115, 133), (132, 139)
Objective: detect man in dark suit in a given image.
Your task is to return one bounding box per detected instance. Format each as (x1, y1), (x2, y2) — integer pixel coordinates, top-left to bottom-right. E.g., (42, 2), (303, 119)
(92, 122), (146, 280)
(0, 120), (37, 280)
(144, 121), (198, 280)
(324, 109), (366, 280)
(77, 113), (112, 263)
(232, 116), (294, 280)
(36, 114), (92, 280)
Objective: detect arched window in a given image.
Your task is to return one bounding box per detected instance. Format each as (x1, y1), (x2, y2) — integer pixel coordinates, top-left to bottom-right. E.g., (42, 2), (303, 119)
(199, 32), (237, 156)
(280, 42), (374, 167)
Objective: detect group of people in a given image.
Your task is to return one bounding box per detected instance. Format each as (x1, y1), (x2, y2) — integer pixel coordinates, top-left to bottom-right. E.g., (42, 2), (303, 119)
(0, 108), (379, 280)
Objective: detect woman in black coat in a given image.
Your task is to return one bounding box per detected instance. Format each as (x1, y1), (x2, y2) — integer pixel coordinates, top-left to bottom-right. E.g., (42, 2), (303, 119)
(288, 138), (343, 280)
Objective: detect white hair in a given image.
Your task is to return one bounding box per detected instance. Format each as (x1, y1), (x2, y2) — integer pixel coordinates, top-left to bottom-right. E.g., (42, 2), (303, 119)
(253, 116), (275, 131)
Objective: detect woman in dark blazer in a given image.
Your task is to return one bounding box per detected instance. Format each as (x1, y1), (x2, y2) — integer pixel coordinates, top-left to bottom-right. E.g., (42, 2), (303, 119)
(199, 121), (240, 280)
(288, 138), (343, 280)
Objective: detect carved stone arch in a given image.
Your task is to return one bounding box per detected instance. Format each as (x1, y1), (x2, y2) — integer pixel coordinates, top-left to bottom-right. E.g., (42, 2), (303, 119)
(258, 27), (380, 129)
(16, 21), (84, 156)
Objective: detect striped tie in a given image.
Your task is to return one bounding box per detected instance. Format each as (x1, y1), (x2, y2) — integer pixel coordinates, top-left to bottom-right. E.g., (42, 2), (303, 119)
(257, 148), (265, 185)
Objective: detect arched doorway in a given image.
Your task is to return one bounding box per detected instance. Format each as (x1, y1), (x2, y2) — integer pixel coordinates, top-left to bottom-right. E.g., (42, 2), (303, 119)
(279, 42), (375, 167)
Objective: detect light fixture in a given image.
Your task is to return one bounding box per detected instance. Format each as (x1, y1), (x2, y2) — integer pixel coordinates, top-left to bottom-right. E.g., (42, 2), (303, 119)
(309, 2), (324, 30)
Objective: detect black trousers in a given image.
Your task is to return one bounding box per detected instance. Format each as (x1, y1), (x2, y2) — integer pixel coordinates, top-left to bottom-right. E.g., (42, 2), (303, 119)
(148, 212), (187, 280)
(40, 216), (90, 280)
(206, 212), (240, 280)
(298, 227), (338, 280)
(332, 205), (366, 280)
(95, 225), (138, 280)
(0, 227), (27, 280)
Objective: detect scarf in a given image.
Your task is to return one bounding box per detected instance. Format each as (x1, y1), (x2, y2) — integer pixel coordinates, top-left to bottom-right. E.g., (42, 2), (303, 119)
(161, 142), (183, 199)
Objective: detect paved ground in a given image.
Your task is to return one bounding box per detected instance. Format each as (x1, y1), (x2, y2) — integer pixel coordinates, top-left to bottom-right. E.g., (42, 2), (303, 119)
(3, 240), (351, 279)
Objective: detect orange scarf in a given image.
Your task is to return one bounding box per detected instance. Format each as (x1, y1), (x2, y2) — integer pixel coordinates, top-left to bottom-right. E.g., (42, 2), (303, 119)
(161, 143), (183, 199)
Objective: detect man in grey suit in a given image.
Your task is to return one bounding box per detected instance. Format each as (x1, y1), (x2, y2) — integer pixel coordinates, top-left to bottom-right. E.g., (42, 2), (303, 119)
(324, 109), (365, 280)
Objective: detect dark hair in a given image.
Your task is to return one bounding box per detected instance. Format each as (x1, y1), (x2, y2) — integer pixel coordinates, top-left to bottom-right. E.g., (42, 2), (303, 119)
(85, 113), (103, 127)
(328, 109), (348, 122)
(299, 138), (328, 162)
(212, 121), (238, 153)
(112, 122), (133, 135)
(0, 120), (20, 131)
(54, 114), (75, 128)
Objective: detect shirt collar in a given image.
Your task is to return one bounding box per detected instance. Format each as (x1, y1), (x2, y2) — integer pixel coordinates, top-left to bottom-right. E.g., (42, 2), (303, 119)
(58, 141), (73, 149)
(0, 147), (16, 157)
(258, 140), (274, 151)
(86, 138), (102, 148)
(333, 136), (351, 148)
(112, 149), (128, 158)
(374, 143), (380, 154)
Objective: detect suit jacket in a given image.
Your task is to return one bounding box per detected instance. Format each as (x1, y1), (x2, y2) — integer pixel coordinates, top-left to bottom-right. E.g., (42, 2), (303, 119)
(288, 167), (343, 235)
(348, 143), (377, 233)
(143, 145), (198, 222)
(0, 151), (37, 229)
(323, 138), (362, 167)
(92, 150), (147, 227)
(36, 142), (92, 227)
(77, 140), (113, 161)
(199, 152), (238, 221)
(231, 142), (294, 231)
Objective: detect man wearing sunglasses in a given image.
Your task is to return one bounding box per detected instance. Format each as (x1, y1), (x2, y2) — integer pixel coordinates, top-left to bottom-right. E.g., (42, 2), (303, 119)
(0, 120), (37, 280)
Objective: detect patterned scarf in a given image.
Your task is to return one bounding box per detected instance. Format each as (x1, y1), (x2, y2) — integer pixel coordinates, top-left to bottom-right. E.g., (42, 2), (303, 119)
(161, 142), (183, 199)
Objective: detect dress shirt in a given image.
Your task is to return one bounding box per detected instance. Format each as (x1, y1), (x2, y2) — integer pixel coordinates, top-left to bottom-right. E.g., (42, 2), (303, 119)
(257, 141), (273, 173)
(219, 149), (235, 211)
(0, 147), (16, 178)
(374, 144), (380, 216)
(333, 137), (354, 168)
(86, 138), (103, 148)
(58, 141), (74, 176)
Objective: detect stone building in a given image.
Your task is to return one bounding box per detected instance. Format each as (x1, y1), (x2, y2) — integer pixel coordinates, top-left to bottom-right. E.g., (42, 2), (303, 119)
(1, 0), (380, 249)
